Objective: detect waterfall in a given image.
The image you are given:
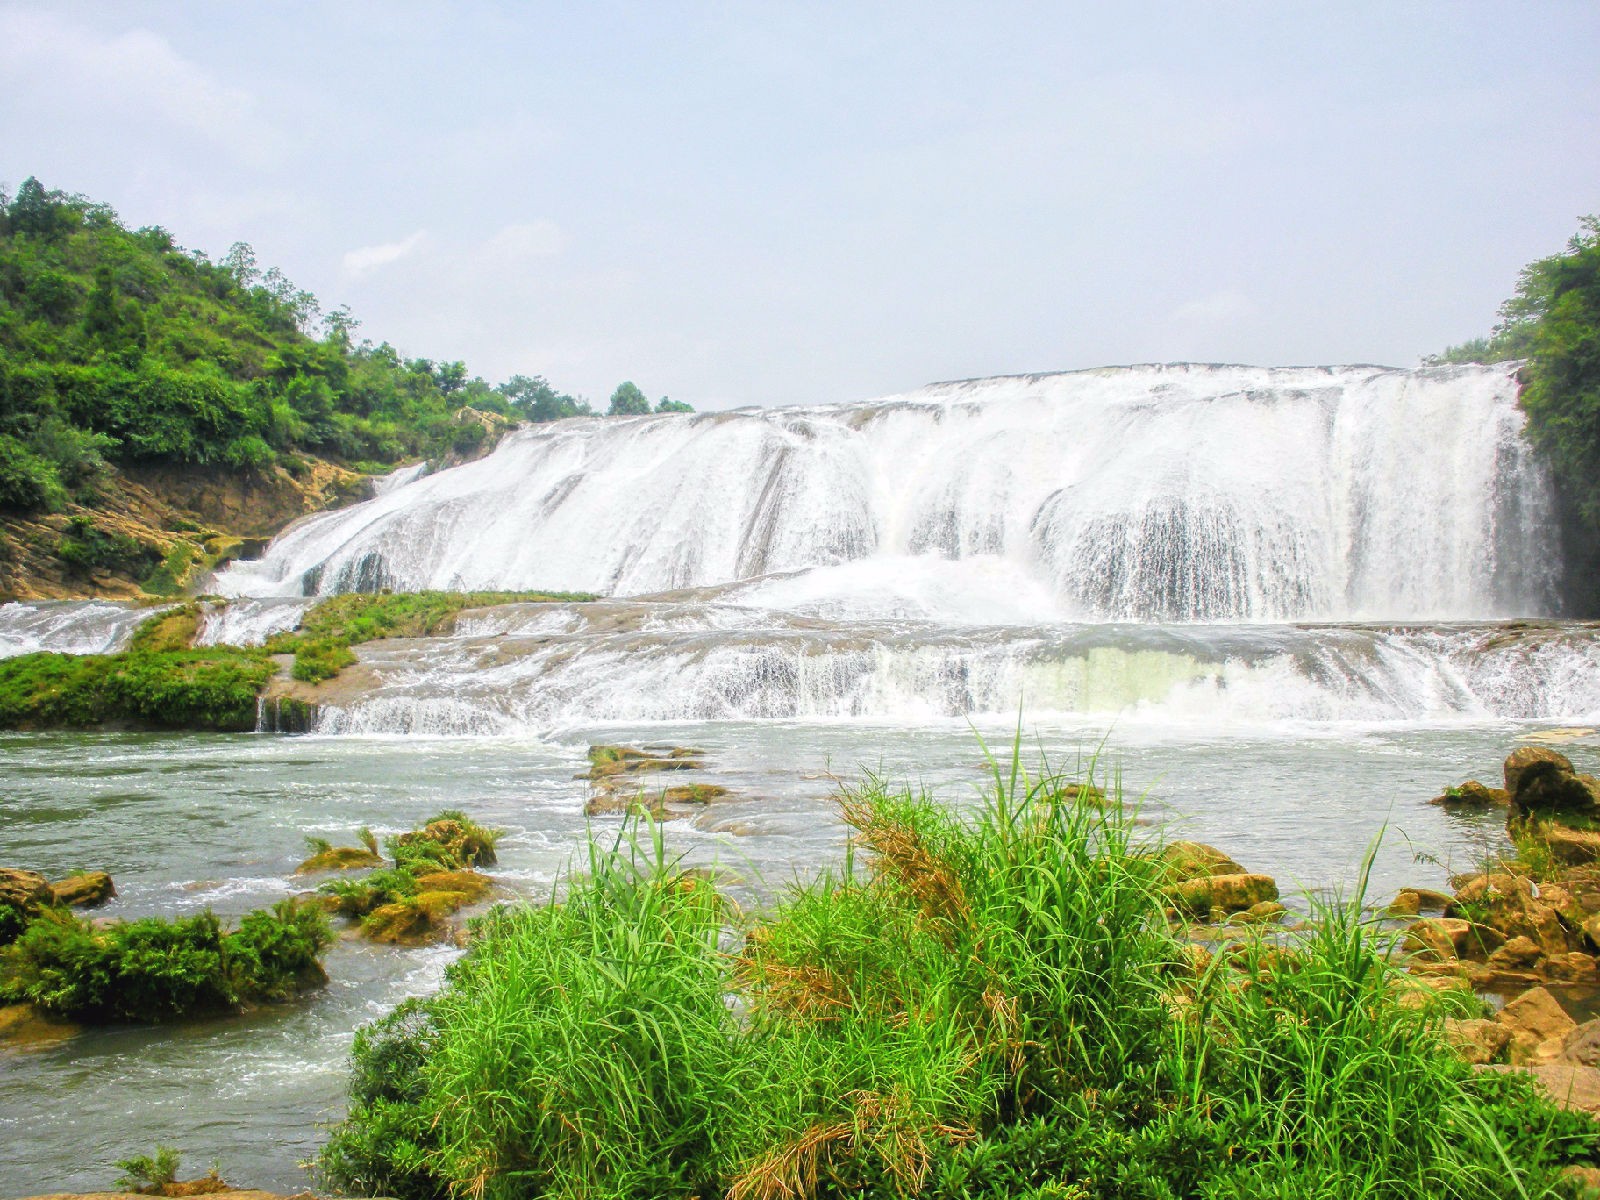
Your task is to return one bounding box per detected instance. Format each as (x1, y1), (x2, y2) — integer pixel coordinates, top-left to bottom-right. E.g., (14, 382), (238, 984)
(0, 600), (165, 659)
(214, 364), (1557, 623)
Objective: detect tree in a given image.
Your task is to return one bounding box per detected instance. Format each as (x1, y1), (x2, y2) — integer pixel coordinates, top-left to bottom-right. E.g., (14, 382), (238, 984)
(9, 177), (62, 238)
(221, 242), (260, 288)
(607, 381), (650, 416)
(655, 396), (693, 413)
(437, 361), (468, 395)
(1515, 217), (1600, 526)
(82, 266), (121, 345)
(498, 375), (592, 423)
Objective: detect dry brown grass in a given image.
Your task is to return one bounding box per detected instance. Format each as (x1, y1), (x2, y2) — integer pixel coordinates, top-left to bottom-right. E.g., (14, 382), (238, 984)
(839, 795), (969, 936)
(728, 1089), (974, 1200)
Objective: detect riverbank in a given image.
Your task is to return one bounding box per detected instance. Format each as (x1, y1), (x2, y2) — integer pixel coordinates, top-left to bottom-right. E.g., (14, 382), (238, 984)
(307, 750), (1600, 1199)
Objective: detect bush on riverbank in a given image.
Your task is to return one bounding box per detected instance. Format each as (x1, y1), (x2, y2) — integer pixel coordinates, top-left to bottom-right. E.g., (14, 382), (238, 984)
(318, 759), (1598, 1199)
(0, 898), (331, 1021)
(0, 643), (271, 730)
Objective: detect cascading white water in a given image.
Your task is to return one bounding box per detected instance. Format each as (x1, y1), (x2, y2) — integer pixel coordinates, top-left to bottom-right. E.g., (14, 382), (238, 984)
(193, 598), (313, 647)
(308, 596), (1600, 733)
(12, 364), (1575, 736)
(215, 364), (1557, 622)
(0, 600), (167, 659)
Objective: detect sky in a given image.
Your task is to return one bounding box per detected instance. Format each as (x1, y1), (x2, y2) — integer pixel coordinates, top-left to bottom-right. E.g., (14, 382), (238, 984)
(2, 2), (1598, 410)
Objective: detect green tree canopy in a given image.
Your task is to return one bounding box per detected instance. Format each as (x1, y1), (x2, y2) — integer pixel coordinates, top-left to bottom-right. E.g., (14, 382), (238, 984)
(607, 381), (651, 416)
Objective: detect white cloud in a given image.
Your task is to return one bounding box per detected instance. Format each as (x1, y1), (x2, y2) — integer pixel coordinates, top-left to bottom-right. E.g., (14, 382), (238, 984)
(342, 230), (428, 276)
(0, 9), (283, 165)
(482, 221), (566, 260)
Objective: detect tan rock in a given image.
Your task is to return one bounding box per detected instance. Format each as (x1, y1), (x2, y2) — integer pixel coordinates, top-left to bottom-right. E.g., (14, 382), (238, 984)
(1386, 890), (1422, 917)
(1405, 917), (1471, 961)
(1538, 826), (1600, 867)
(1487, 935), (1543, 971)
(0, 1002), (80, 1050)
(1444, 1017), (1511, 1065)
(48, 871), (115, 908)
(1506, 745), (1576, 794)
(1498, 986), (1577, 1063)
(1157, 841), (1246, 883)
(1450, 872), (1534, 908)
(0, 867), (52, 915)
(1506, 746), (1600, 822)
(1559, 1018), (1600, 1067)
(1546, 951), (1600, 983)
(1559, 1165), (1600, 1199)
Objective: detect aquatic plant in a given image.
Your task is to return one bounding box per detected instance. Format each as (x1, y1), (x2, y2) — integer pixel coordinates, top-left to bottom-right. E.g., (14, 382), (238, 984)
(114, 1146), (181, 1193)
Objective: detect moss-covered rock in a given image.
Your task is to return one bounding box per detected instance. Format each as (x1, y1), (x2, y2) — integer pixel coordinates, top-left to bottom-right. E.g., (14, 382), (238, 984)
(363, 890), (474, 946)
(1167, 873), (1279, 918)
(49, 870), (115, 908)
(1431, 779), (1511, 807)
(387, 812), (500, 872)
(0, 867), (53, 943)
(1154, 841), (1245, 883)
(296, 830), (383, 874)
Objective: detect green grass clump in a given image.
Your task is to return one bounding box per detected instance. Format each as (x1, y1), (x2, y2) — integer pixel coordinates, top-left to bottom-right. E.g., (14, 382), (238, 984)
(321, 867), (420, 918)
(0, 898), (331, 1022)
(114, 1145), (181, 1193)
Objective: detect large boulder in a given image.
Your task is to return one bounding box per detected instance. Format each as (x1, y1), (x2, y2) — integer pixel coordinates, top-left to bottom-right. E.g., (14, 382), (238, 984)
(1497, 986), (1578, 1064)
(0, 868), (53, 941)
(1447, 873), (1572, 959)
(1505, 746), (1600, 824)
(48, 871), (115, 909)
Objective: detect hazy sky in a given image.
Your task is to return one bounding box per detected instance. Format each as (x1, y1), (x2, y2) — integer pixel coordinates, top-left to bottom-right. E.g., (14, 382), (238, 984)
(3, 2), (1598, 409)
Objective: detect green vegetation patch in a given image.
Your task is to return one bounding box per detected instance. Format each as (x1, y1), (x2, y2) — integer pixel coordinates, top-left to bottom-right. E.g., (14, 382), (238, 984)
(268, 590), (595, 683)
(319, 756), (1600, 1200)
(0, 607), (270, 730)
(0, 176), (692, 518)
(0, 898), (331, 1022)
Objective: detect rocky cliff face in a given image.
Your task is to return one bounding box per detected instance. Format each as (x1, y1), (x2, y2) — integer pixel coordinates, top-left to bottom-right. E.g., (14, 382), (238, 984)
(0, 459), (369, 601)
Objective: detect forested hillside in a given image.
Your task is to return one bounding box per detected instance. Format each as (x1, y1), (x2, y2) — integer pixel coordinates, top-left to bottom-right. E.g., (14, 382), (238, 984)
(1434, 218), (1600, 539)
(0, 176), (688, 598)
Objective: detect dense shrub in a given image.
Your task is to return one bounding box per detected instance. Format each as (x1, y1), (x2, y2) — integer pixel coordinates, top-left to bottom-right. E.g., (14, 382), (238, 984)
(0, 900), (331, 1022)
